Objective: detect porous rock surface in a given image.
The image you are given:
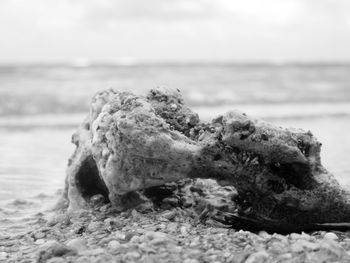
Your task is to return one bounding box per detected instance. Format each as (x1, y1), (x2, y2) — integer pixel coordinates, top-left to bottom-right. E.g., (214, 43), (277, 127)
(60, 87), (350, 228)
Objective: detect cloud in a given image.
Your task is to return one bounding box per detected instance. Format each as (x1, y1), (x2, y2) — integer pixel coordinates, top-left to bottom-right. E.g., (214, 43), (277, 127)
(84, 0), (215, 21)
(81, 0), (302, 27)
(1, 0), (350, 62)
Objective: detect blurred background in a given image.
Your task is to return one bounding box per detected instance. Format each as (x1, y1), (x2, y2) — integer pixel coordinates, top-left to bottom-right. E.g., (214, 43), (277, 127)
(1, 0), (350, 201)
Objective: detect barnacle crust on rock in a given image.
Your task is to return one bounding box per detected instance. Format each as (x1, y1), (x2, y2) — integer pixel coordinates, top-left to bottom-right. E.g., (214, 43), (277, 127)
(60, 87), (350, 230)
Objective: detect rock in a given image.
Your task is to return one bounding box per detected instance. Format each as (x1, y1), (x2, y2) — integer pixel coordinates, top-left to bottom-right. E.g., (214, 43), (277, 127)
(107, 240), (121, 250)
(87, 221), (102, 232)
(83, 248), (106, 256)
(277, 253), (292, 261)
(244, 250), (269, 263)
(258, 231), (270, 239)
(35, 239), (45, 245)
(47, 257), (66, 263)
(180, 225), (188, 236)
(0, 252), (8, 261)
(114, 231), (126, 241)
(34, 231), (46, 239)
(160, 210), (177, 220)
(162, 197), (180, 207)
(183, 259), (199, 263)
(290, 239), (319, 252)
(144, 231), (171, 246)
(290, 232), (311, 241)
(124, 231), (138, 241)
(75, 256), (91, 263)
(144, 231), (168, 240)
(167, 222), (178, 233)
(47, 213), (69, 227)
(189, 236), (201, 248)
(66, 238), (87, 252)
(90, 194), (106, 207)
(123, 251), (141, 261)
(37, 241), (77, 263)
(324, 232), (339, 240)
(131, 209), (140, 219)
(60, 87), (350, 230)
(319, 239), (346, 258)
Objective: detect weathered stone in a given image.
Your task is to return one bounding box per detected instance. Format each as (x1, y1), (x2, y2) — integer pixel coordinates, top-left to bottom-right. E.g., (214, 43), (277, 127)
(60, 87), (350, 230)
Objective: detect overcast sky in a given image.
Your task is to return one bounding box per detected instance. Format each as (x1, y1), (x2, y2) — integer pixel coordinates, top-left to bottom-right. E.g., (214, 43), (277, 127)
(1, 0), (350, 63)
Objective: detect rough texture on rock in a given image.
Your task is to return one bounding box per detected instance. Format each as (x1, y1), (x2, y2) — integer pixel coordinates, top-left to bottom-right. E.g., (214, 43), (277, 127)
(61, 87), (350, 229)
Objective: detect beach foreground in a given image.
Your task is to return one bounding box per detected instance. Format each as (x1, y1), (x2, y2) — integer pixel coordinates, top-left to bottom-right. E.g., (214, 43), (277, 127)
(2, 89), (350, 263)
(2, 193), (350, 263)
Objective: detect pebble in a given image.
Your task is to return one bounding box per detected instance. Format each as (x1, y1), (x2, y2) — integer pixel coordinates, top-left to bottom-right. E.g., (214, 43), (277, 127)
(289, 232), (311, 241)
(189, 236), (201, 248)
(0, 252), (8, 260)
(170, 103), (178, 111)
(34, 231), (46, 239)
(324, 232), (339, 240)
(161, 210), (177, 220)
(46, 214), (58, 227)
(271, 233), (288, 244)
(47, 257), (66, 263)
(180, 226), (188, 236)
(244, 250), (269, 263)
(37, 241), (77, 262)
(108, 240), (121, 250)
(290, 233), (301, 240)
(290, 239), (319, 253)
(84, 248), (105, 256)
(35, 239), (45, 245)
(123, 251), (141, 260)
(66, 238), (87, 252)
(54, 213), (71, 226)
(144, 231), (170, 246)
(131, 209), (140, 219)
(75, 256), (91, 263)
(115, 231), (126, 240)
(300, 232), (311, 240)
(125, 231), (138, 241)
(278, 253), (292, 260)
(167, 222), (178, 232)
(183, 259), (199, 263)
(129, 235), (140, 243)
(144, 231), (168, 240)
(103, 218), (113, 227)
(150, 237), (170, 246)
(258, 231), (270, 239)
(87, 221), (102, 232)
(319, 239), (345, 258)
(162, 197), (179, 206)
(90, 194), (105, 207)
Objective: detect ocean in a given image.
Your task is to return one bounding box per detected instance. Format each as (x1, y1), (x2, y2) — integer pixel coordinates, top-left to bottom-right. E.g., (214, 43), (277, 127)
(1, 63), (350, 202)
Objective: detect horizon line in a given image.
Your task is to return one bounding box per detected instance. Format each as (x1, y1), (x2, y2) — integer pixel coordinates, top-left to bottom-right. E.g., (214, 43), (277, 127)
(2, 60), (350, 67)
